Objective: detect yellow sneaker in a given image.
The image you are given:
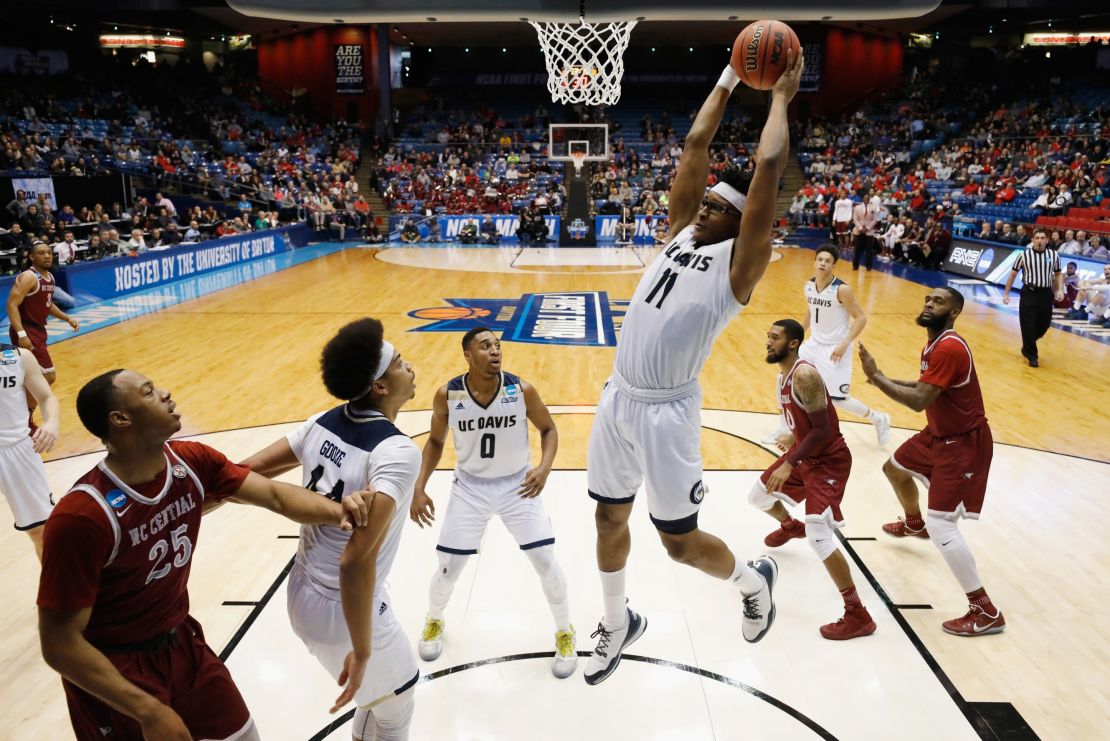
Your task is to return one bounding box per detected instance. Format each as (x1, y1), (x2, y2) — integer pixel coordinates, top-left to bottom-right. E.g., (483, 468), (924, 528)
(419, 617), (445, 661)
(552, 626), (578, 679)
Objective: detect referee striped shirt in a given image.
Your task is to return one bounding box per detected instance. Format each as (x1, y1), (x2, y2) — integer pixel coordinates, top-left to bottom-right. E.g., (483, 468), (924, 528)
(1013, 245), (1060, 289)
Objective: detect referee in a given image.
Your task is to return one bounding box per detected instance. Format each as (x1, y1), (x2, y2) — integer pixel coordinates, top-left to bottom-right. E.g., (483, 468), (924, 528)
(1002, 226), (1063, 367)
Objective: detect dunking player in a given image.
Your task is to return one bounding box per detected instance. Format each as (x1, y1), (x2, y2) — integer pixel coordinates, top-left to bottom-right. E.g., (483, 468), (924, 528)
(768, 244), (891, 446)
(748, 320), (876, 640)
(37, 369), (370, 741)
(0, 343), (60, 559)
(6, 241), (79, 427)
(584, 49), (804, 685)
(409, 327), (575, 678)
(859, 287), (1005, 636)
(243, 318), (422, 740)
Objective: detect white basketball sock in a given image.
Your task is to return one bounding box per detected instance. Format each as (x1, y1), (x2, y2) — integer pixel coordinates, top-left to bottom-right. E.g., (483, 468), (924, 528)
(729, 555), (763, 595)
(600, 568), (628, 628)
(427, 551), (469, 620)
(926, 514), (983, 593)
(834, 396), (881, 423)
(526, 546), (571, 631)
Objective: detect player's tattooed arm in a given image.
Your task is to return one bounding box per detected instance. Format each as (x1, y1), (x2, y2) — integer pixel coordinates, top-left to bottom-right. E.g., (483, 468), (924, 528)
(791, 365), (828, 413)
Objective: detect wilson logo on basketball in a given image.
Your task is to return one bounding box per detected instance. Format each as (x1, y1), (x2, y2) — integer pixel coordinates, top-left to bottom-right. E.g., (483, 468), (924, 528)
(744, 26), (764, 71)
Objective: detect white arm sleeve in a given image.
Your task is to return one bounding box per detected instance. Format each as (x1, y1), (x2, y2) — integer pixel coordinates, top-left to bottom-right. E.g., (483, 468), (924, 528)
(367, 436), (421, 506)
(286, 411), (326, 462)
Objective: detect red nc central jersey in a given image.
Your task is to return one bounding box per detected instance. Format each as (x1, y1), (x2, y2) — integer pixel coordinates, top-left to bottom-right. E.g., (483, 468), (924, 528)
(918, 329), (987, 437)
(18, 268), (54, 327)
(780, 359), (848, 460)
(37, 441), (249, 647)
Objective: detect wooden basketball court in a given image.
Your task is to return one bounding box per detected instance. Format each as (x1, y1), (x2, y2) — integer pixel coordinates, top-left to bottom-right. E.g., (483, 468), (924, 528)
(2, 243), (1107, 739)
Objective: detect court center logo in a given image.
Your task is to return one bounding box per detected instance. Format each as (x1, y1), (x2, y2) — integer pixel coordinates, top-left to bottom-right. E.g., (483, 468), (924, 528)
(408, 292), (627, 347)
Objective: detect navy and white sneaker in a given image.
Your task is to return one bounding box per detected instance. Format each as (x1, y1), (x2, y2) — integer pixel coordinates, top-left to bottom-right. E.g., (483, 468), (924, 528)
(741, 556), (778, 643)
(583, 607), (647, 686)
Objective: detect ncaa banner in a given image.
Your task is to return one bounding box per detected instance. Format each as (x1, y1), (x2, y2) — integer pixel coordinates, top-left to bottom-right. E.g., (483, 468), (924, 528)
(335, 44), (365, 94)
(11, 177), (57, 209)
(943, 237), (1108, 289)
(437, 214), (559, 243)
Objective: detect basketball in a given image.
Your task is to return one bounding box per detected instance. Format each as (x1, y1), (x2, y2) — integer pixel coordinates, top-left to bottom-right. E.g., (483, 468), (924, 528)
(730, 20), (801, 90)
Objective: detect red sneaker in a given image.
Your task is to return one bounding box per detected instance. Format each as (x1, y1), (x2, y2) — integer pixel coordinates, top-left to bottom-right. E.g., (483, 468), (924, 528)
(764, 519), (805, 547)
(820, 605), (877, 640)
(881, 517), (929, 539)
(942, 604), (1005, 637)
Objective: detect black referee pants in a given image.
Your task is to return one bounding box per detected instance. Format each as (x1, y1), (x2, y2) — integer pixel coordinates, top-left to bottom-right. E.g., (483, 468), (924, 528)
(1019, 285), (1054, 360)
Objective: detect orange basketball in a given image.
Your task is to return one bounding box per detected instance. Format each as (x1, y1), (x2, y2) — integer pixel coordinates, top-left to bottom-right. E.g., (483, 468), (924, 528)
(730, 20), (800, 91)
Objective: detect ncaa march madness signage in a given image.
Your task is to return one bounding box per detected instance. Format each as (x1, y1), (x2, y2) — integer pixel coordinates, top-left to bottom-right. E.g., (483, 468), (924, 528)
(408, 292), (628, 346)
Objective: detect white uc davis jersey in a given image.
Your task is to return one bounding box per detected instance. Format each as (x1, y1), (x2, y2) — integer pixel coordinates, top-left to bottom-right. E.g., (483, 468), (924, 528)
(615, 226), (744, 391)
(0, 348), (29, 447)
(805, 277), (851, 345)
(447, 371), (530, 478)
(287, 404), (420, 593)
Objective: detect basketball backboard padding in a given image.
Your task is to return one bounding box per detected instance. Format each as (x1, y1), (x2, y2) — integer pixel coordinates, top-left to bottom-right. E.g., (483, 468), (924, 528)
(228, 0), (942, 23)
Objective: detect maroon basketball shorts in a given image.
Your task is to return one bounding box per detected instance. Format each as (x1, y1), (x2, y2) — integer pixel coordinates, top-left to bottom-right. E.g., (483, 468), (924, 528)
(760, 446), (852, 526)
(64, 616), (251, 741)
(891, 422), (993, 519)
(833, 220), (850, 235)
(9, 323), (52, 373)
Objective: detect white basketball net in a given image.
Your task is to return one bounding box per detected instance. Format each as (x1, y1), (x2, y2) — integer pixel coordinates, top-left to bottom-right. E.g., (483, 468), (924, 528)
(529, 20), (637, 106)
(570, 151), (587, 176)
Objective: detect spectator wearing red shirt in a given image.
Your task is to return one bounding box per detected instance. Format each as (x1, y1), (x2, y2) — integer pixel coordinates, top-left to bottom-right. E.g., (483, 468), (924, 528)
(858, 287), (1005, 638)
(36, 369), (370, 741)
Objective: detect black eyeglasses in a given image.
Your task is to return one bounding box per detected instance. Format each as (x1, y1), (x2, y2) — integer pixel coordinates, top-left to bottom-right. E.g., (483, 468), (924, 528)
(700, 197), (740, 216)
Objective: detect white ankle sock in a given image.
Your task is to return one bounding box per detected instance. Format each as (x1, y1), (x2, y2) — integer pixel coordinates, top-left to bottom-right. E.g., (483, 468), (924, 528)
(600, 568), (628, 628)
(729, 556), (762, 595)
(833, 396), (874, 421)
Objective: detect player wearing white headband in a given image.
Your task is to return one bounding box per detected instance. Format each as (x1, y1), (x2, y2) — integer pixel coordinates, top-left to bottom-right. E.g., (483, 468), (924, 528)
(243, 318), (422, 739)
(584, 49), (805, 685)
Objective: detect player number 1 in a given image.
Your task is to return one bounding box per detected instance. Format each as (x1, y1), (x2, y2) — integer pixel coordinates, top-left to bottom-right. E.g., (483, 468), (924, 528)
(645, 268), (678, 309)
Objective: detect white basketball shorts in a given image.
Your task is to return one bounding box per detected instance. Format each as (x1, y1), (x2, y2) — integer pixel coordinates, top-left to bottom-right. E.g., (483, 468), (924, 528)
(436, 467), (555, 555)
(0, 438), (53, 530)
(287, 562), (419, 708)
(586, 379), (706, 534)
(799, 339), (854, 399)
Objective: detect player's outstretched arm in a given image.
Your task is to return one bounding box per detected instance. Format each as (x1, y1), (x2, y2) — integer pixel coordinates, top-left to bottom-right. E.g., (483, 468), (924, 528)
(858, 342), (942, 412)
(667, 74), (736, 237)
(411, 384), (448, 526)
(239, 437), (301, 478)
(21, 349), (59, 453)
(730, 48), (803, 304)
(231, 471), (369, 529)
(40, 606), (192, 740)
(332, 492), (396, 713)
(520, 381), (557, 498)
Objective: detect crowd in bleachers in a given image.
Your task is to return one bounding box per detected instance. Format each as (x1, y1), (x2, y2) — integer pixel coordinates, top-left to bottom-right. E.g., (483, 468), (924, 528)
(0, 56), (374, 272)
(790, 64), (1110, 265)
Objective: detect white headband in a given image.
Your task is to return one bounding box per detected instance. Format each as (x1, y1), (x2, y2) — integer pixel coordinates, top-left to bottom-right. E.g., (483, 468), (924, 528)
(354, 340), (396, 400)
(374, 340), (396, 381)
(710, 182), (747, 213)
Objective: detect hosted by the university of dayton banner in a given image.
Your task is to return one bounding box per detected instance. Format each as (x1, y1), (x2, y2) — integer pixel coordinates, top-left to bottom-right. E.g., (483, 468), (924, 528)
(57, 227), (300, 305)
